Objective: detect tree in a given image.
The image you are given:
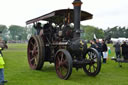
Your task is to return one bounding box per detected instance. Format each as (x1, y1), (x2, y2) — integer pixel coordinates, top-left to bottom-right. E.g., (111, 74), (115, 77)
(81, 25), (104, 40)
(0, 24), (8, 40)
(25, 25), (36, 40)
(104, 26), (127, 38)
(125, 28), (128, 38)
(8, 25), (27, 40)
(0, 24), (7, 33)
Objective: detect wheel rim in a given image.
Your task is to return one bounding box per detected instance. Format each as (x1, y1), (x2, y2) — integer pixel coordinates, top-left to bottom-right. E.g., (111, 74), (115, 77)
(83, 48), (101, 76)
(86, 51), (98, 73)
(55, 49), (72, 80)
(28, 36), (39, 69)
(56, 52), (68, 78)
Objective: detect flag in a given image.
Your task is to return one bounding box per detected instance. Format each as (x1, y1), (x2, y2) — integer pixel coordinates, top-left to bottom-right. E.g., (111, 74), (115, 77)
(94, 34), (97, 39)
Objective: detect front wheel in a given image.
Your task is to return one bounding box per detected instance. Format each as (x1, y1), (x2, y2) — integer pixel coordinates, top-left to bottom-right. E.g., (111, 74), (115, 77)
(83, 48), (101, 76)
(55, 49), (72, 80)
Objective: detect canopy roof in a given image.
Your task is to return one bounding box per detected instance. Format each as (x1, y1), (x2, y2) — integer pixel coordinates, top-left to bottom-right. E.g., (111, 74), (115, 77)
(26, 9), (93, 25)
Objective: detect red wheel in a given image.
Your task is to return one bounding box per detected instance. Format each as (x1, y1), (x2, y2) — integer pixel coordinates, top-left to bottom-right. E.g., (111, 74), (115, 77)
(83, 48), (101, 76)
(27, 35), (45, 70)
(55, 49), (72, 80)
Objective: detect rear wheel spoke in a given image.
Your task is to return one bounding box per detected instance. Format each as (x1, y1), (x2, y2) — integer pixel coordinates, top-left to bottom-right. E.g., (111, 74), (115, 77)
(30, 57), (35, 62)
(30, 42), (34, 47)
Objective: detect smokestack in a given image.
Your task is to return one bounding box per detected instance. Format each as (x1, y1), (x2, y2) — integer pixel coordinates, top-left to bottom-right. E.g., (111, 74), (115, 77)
(72, 0), (82, 38)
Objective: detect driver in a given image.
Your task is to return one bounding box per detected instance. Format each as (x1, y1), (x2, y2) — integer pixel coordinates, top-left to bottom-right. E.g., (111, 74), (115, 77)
(33, 22), (43, 35)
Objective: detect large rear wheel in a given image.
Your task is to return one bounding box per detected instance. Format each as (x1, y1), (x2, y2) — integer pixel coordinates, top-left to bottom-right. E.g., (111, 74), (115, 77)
(55, 49), (72, 80)
(83, 48), (101, 76)
(27, 35), (45, 70)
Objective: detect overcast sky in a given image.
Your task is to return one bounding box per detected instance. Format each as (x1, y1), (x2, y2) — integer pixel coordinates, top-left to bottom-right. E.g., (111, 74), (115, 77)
(0, 0), (128, 29)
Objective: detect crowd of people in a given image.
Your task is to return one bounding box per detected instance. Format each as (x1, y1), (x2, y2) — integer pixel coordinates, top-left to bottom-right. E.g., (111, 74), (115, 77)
(90, 39), (128, 64)
(113, 41), (128, 60)
(90, 39), (108, 63)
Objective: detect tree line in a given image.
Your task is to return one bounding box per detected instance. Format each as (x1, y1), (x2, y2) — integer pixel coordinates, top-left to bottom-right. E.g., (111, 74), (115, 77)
(81, 25), (128, 40)
(0, 24), (128, 41)
(0, 24), (36, 41)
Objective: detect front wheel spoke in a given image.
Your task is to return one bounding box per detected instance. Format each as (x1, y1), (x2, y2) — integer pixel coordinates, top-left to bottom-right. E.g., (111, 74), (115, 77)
(64, 65), (68, 70)
(89, 52), (93, 58)
(60, 66), (68, 76)
(92, 64), (96, 71)
(62, 66), (68, 73)
(56, 64), (60, 69)
(57, 66), (63, 74)
(61, 59), (67, 65)
(57, 56), (61, 62)
(87, 65), (91, 72)
(88, 52), (91, 56)
(88, 54), (91, 59)
(92, 54), (97, 59)
(93, 60), (97, 63)
(57, 56), (61, 66)
(85, 59), (91, 65)
(91, 59), (97, 63)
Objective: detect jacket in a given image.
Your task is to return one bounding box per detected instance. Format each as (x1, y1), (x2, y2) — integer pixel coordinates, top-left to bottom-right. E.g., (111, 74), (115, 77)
(113, 43), (120, 52)
(102, 43), (108, 52)
(0, 47), (4, 69)
(96, 42), (102, 52)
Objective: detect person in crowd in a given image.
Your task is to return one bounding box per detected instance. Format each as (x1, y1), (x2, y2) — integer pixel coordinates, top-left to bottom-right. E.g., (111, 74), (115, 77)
(0, 38), (8, 85)
(113, 41), (121, 58)
(95, 39), (102, 58)
(90, 40), (96, 49)
(121, 41), (128, 59)
(0, 47), (7, 85)
(101, 40), (108, 63)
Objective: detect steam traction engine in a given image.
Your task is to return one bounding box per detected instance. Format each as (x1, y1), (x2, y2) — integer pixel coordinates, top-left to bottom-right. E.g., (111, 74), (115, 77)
(26, 0), (101, 80)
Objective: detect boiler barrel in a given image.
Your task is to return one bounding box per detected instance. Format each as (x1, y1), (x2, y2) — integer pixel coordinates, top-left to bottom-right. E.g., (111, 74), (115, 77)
(72, 0), (82, 38)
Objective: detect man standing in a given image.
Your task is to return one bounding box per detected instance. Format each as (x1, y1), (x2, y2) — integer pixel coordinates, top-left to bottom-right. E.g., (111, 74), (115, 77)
(96, 39), (102, 58)
(113, 41), (121, 58)
(102, 40), (108, 63)
(121, 41), (128, 59)
(90, 40), (96, 49)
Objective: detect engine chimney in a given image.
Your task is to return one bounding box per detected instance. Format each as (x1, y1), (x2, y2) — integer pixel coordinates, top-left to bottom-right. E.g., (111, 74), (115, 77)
(72, 0), (82, 38)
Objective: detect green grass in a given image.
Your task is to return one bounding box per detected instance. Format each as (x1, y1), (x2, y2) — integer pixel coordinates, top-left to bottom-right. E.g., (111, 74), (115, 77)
(2, 43), (128, 85)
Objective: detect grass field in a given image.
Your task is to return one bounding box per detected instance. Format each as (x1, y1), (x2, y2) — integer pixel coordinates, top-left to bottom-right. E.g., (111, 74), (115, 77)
(2, 43), (128, 85)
